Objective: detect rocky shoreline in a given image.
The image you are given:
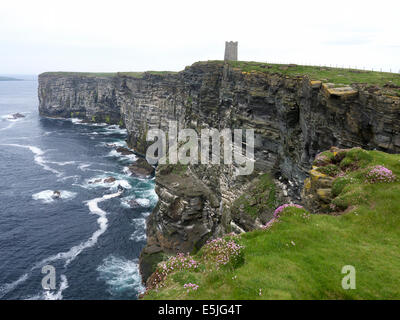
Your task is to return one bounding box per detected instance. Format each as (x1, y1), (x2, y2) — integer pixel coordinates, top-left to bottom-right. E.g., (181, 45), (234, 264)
(38, 61), (400, 284)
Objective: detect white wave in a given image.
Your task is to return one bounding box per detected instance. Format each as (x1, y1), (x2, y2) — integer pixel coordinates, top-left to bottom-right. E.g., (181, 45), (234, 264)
(85, 176), (132, 191)
(35, 190), (122, 268)
(1, 113), (27, 122)
(58, 175), (80, 183)
(1, 144), (62, 176)
(106, 149), (137, 163)
(8, 190), (123, 297)
(0, 273), (29, 299)
(130, 218), (146, 242)
(70, 118), (83, 124)
(89, 122), (108, 127)
(48, 160), (76, 166)
(32, 190), (77, 204)
(78, 163), (91, 171)
(97, 255), (144, 296)
(107, 149), (121, 158)
(101, 125), (127, 135)
(42, 275), (69, 300)
(0, 122), (15, 131)
(135, 198), (150, 207)
(122, 166), (130, 175)
(135, 189), (158, 206)
(99, 140), (127, 148)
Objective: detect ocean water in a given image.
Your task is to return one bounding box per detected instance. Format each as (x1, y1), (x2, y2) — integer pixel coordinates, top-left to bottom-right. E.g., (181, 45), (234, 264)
(0, 78), (157, 299)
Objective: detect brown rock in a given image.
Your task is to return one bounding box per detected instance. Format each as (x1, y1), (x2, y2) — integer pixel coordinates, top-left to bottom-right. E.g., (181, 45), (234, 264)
(116, 146), (135, 155)
(52, 190), (61, 199)
(127, 199), (140, 208)
(127, 158), (155, 178)
(103, 176), (116, 183)
(9, 113), (25, 119)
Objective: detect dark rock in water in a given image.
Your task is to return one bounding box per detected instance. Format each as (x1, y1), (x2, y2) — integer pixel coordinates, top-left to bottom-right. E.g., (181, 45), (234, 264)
(52, 190), (61, 199)
(88, 178), (102, 184)
(116, 146), (134, 155)
(127, 199), (140, 208)
(9, 113), (25, 119)
(103, 177), (116, 183)
(127, 158), (155, 178)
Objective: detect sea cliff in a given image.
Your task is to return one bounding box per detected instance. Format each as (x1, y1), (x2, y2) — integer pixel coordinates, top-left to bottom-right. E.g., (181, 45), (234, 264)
(38, 61), (400, 283)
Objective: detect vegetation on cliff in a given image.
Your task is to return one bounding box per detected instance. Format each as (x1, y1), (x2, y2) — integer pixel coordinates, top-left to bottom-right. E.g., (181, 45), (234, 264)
(41, 61), (400, 96)
(195, 60), (400, 96)
(143, 148), (400, 299)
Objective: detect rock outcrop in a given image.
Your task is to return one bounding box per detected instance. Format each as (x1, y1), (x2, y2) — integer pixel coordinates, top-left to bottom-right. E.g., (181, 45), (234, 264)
(38, 61), (400, 283)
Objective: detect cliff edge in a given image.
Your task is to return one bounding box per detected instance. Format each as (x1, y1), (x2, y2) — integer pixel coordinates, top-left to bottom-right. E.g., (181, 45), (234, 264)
(38, 61), (400, 283)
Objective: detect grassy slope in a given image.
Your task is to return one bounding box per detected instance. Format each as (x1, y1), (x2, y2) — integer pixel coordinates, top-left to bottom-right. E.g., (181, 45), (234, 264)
(144, 149), (400, 299)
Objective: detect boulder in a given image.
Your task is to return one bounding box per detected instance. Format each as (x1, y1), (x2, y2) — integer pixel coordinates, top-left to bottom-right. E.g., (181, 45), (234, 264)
(127, 199), (140, 208)
(9, 113), (25, 119)
(116, 146), (135, 155)
(127, 158), (155, 178)
(52, 190), (61, 199)
(103, 176), (116, 183)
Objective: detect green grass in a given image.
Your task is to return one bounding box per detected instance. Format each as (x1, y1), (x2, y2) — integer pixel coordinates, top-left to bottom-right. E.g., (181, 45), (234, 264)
(227, 61), (400, 88)
(143, 149), (400, 299)
(232, 173), (276, 217)
(41, 61), (400, 96)
(40, 71), (119, 77)
(40, 70), (177, 79)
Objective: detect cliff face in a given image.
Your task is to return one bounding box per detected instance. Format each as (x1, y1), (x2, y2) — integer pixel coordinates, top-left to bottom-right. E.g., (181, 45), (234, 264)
(38, 62), (400, 283)
(38, 74), (121, 124)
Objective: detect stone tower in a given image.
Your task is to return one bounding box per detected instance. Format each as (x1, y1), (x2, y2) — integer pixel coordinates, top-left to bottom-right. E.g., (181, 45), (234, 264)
(224, 41), (238, 61)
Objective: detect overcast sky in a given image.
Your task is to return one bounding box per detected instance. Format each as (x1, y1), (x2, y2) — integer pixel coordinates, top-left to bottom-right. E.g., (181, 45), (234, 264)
(1, 0), (399, 74)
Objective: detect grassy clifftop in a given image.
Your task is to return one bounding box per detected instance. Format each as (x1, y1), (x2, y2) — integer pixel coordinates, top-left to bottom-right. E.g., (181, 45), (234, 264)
(39, 71), (177, 78)
(143, 148), (400, 299)
(41, 61), (400, 96)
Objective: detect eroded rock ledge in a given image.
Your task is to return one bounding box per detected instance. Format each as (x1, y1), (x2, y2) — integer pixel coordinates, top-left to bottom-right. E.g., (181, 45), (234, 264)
(38, 61), (400, 283)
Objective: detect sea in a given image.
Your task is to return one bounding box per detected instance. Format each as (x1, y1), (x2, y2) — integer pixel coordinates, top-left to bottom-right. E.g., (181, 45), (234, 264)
(0, 76), (157, 299)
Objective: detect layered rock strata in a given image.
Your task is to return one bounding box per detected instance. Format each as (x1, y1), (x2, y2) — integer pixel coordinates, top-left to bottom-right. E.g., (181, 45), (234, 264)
(39, 62), (400, 282)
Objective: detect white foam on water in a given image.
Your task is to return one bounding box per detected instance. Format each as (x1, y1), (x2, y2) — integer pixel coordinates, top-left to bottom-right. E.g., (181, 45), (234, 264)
(135, 198), (150, 207)
(78, 163), (91, 171)
(34, 190), (123, 269)
(0, 122), (15, 131)
(36, 192), (122, 267)
(70, 118), (83, 124)
(0, 273), (29, 299)
(107, 149), (121, 158)
(9, 190), (123, 298)
(32, 190), (77, 204)
(84, 176), (132, 191)
(97, 255), (144, 296)
(101, 125), (127, 135)
(48, 160), (76, 166)
(106, 149), (137, 162)
(141, 211), (152, 218)
(122, 166), (131, 175)
(1, 113), (27, 122)
(130, 218), (147, 242)
(99, 140), (127, 148)
(42, 275), (69, 300)
(89, 122), (108, 127)
(1, 144), (62, 176)
(58, 175), (81, 183)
